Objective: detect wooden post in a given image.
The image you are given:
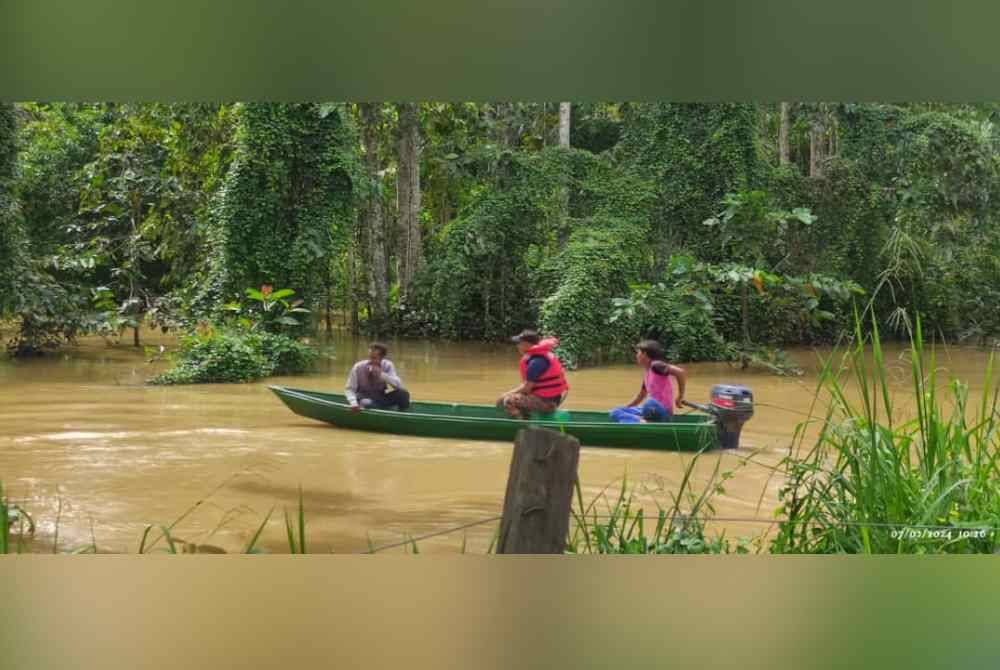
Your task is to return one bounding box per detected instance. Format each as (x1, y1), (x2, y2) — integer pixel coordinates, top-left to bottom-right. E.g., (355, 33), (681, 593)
(497, 427), (581, 554)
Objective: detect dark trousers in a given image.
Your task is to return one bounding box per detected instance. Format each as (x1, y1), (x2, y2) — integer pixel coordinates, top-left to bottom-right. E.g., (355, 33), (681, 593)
(360, 389), (411, 411)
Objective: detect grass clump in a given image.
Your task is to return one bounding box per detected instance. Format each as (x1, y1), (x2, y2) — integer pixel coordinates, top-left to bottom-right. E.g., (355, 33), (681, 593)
(772, 316), (1000, 554)
(2, 481), (37, 554)
(566, 458), (757, 555)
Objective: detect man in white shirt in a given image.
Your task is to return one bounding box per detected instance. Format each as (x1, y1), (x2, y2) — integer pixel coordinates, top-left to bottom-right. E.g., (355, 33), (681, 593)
(344, 342), (410, 412)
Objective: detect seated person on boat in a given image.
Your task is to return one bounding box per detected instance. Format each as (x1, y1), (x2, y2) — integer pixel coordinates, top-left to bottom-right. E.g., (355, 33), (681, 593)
(609, 339), (687, 423)
(497, 330), (569, 419)
(345, 342), (411, 412)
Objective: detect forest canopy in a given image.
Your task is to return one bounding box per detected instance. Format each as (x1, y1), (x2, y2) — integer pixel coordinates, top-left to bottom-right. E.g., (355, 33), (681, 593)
(3, 101), (999, 370)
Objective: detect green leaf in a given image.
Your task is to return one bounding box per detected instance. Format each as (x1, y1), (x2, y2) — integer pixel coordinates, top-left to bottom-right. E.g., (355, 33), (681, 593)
(792, 207), (817, 225)
(244, 506), (276, 554)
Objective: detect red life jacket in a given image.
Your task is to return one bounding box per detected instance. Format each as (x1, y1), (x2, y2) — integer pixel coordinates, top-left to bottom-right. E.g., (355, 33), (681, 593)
(518, 338), (569, 399)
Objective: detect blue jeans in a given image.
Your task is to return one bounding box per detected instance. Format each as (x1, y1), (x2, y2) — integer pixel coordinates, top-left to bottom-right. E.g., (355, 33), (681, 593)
(609, 398), (671, 424)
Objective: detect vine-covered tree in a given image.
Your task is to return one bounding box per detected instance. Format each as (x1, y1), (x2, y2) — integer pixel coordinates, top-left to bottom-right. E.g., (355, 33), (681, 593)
(207, 103), (360, 323)
(0, 103), (23, 313)
(358, 102), (390, 331)
(395, 102), (423, 307)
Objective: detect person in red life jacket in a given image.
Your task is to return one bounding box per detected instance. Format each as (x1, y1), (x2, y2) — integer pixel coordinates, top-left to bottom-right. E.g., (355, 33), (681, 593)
(497, 329), (569, 419)
(609, 339), (687, 423)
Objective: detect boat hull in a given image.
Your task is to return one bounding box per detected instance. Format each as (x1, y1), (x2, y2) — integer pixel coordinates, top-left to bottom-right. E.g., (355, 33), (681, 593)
(268, 386), (721, 452)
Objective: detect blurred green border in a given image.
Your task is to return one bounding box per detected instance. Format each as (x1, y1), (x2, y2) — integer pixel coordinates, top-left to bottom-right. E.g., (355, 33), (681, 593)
(3, 1), (998, 100)
(2, 557), (999, 670)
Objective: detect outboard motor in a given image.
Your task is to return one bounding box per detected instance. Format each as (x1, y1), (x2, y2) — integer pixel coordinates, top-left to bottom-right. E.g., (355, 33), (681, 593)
(682, 384), (754, 449)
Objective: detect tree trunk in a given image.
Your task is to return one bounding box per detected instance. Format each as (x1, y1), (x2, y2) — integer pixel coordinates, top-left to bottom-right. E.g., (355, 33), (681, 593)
(558, 102), (571, 148)
(809, 111), (826, 178)
(133, 325), (140, 347)
(741, 285), (751, 346)
(395, 102), (423, 307)
(367, 190), (389, 330)
(541, 102), (547, 147)
(346, 226), (359, 334)
(779, 102), (790, 166)
(359, 103), (390, 332)
(557, 102), (571, 246)
(439, 189), (450, 232)
(488, 102), (520, 188)
(827, 113), (837, 158)
(501, 102), (521, 149)
(324, 280), (333, 334)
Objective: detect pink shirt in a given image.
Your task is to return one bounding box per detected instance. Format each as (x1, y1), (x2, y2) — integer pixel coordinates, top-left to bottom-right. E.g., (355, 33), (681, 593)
(643, 364), (674, 410)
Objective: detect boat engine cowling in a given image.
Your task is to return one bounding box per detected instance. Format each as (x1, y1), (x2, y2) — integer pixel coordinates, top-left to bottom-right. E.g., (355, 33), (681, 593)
(683, 384), (754, 449)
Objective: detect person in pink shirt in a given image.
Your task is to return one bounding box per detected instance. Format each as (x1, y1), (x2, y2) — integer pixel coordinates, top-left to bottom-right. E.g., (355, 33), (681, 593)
(610, 339), (687, 423)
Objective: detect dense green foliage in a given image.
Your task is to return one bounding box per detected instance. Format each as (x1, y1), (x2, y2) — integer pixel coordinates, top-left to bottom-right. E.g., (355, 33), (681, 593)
(7, 103), (238, 353)
(539, 218), (647, 367)
(617, 103), (764, 268)
(199, 103), (360, 324)
(0, 104), (23, 309)
(1, 104), (88, 355)
(75, 103), (237, 337)
(9, 100), (1000, 370)
(413, 148), (574, 339)
(148, 327), (316, 385)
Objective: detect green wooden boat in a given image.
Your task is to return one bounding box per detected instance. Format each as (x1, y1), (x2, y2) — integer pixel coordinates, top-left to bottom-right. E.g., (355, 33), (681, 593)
(268, 385), (721, 452)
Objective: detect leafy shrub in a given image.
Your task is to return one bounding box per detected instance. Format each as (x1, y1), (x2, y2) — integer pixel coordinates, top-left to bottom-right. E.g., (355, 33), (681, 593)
(148, 328), (316, 385)
(609, 281), (728, 363)
(539, 218), (647, 368)
(223, 285), (311, 335)
(257, 330), (317, 375)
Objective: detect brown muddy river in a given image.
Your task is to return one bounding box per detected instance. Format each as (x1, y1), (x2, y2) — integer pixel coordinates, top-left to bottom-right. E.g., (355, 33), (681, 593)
(1, 333), (994, 553)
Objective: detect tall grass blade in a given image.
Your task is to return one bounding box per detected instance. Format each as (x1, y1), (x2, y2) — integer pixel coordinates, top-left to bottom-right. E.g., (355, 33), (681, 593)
(283, 508), (297, 554)
(138, 525), (154, 554)
(243, 506), (276, 554)
(0, 481), (8, 555)
(297, 486), (306, 555)
(53, 496), (62, 554)
(774, 311), (1000, 554)
(159, 525), (177, 554)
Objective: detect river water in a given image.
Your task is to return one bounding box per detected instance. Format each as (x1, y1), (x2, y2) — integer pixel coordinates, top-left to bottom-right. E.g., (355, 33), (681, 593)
(1, 333), (993, 553)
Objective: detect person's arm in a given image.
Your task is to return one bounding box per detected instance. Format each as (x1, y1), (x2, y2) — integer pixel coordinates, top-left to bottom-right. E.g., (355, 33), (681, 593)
(666, 363), (687, 408)
(626, 384), (647, 407)
(381, 360), (404, 389)
(507, 356), (547, 395)
(508, 380), (535, 395)
(345, 363), (360, 408)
